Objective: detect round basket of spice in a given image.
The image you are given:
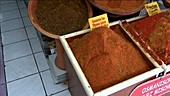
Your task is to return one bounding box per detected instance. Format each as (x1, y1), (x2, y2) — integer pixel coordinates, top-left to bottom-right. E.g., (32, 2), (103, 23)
(28, 0), (93, 70)
(28, 0), (93, 39)
(88, 0), (148, 17)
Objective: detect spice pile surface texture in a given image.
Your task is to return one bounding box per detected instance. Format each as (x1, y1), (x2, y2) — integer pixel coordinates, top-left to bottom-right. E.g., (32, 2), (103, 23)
(69, 27), (151, 92)
(36, 0), (88, 35)
(94, 0), (145, 13)
(130, 10), (170, 64)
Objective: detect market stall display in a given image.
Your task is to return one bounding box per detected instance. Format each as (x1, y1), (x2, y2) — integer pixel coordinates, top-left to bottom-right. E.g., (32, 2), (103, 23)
(27, 0), (170, 95)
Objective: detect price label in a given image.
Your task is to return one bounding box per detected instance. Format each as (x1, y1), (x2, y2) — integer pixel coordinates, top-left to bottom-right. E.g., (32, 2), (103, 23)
(88, 14), (109, 30)
(145, 2), (161, 16)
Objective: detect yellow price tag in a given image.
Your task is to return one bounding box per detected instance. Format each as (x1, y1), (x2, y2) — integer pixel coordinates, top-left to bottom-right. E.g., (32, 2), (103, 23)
(145, 2), (161, 16)
(88, 14), (109, 30)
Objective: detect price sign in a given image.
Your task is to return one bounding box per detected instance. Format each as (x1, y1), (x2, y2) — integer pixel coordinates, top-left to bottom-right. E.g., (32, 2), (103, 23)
(130, 73), (170, 96)
(145, 2), (161, 16)
(88, 14), (109, 30)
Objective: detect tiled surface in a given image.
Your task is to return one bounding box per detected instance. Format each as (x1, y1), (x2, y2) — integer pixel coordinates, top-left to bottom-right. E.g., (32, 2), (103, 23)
(1, 28), (27, 45)
(0, 14), (2, 22)
(17, 0), (27, 9)
(1, 3), (18, 12)
(5, 55), (38, 82)
(0, 0), (71, 96)
(52, 90), (71, 96)
(0, 11), (7, 96)
(1, 18), (24, 32)
(34, 52), (50, 71)
(0, 0), (16, 5)
(20, 8), (28, 17)
(7, 74), (46, 96)
(41, 70), (68, 96)
(23, 16), (32, 27)
(0, 33), (5, 85)
(26, 26), (38, 39)
(3, 40), (32, 61)
(1, 9), (21, 22)
(30, 37), (43, 53)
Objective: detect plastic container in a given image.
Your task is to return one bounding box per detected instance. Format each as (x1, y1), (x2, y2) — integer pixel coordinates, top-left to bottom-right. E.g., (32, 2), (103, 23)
(120, 10), (170, 68)
(59, 20), (166, 96)
(120, 13), (170, 96)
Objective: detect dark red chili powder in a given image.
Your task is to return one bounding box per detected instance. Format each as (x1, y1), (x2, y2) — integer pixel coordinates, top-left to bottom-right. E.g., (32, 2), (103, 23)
(130, 10), (170, 64)
(131, 13), (163, 41)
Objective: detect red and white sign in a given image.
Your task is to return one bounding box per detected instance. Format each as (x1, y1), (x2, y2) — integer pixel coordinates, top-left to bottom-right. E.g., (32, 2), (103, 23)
(130, 73), (170, 96)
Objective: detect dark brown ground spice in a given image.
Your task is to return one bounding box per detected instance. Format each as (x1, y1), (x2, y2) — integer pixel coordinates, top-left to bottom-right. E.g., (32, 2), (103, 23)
(36, 0), (88, 35)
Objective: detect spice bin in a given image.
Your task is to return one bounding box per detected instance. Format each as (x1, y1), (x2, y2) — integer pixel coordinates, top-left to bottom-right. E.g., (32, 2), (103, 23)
(119, 10), (170, 96)
(28, 0), (93, 39)
(59, 20), (166, 96)
(88, 0), (148, 18)
(120, 10), (170, 66)
(28, 0), (93, 70)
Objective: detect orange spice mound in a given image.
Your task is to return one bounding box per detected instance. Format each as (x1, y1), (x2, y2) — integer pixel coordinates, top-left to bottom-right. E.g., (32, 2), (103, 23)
(94, 0), (146, 13)
(69, 27), (151, 92)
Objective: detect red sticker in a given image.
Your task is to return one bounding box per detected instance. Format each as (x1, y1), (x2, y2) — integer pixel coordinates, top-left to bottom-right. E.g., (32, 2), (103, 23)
(130, 73), (170, 96)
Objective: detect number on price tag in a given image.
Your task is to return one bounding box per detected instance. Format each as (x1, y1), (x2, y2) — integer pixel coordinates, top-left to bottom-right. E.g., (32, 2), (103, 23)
(88, 14), (109, 30)
(145, 2), (161, 16)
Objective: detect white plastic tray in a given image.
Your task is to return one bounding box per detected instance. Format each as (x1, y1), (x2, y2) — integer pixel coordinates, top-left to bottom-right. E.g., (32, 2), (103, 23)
(59, 20), (164, 96)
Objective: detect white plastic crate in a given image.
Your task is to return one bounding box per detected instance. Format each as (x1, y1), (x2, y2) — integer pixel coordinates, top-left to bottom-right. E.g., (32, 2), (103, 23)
(59, 20), (166, 96)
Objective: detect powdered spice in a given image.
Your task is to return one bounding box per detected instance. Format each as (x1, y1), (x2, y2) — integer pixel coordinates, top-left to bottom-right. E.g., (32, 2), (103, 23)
(69, 27), (151, 92)
(129, 10), (170, 64)
(36, 0), (88, 35)
(94, 0), (145, 13)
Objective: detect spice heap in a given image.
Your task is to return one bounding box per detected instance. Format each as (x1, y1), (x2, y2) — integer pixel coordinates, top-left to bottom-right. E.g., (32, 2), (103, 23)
(94, 0), (146, 13)
(163, 0), (170, 7)
(69, 27), (151, 92)
(36, 0), (88, 35)
(129, 10), (170, 64)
